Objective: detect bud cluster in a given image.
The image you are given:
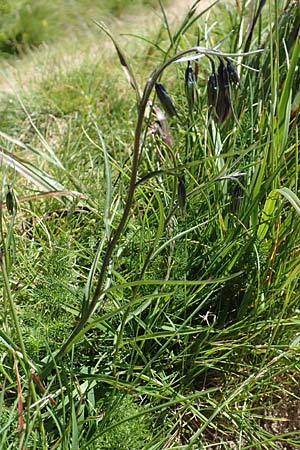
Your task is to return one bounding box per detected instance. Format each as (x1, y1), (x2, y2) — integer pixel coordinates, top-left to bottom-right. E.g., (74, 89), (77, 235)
(152, 56), (240, 214)
(155, 57), (239, 124)
(207, 58), (239, 123)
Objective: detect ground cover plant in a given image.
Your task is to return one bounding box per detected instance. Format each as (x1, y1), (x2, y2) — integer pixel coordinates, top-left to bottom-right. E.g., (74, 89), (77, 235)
(1, 0), (300, 448)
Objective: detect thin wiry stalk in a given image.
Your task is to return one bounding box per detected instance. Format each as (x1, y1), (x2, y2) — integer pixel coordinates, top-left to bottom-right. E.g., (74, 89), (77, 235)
(0, 201), (29, 372)
(40, 45), (262, 379)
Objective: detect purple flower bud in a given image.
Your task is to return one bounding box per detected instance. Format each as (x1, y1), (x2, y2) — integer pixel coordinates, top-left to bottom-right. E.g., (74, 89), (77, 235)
(185, 64), (197, 113)
(6, 185), (16, 215)
(215, 60), (231, 122)
(207, 72), (218, 109)
(155, 82), (177, 117)
(178, 175), (186, 213)
(218, 60), (229, 88)
(226, 60), (239, 85)
(216, 90), (231, 123)
(231, 183), (243, 213)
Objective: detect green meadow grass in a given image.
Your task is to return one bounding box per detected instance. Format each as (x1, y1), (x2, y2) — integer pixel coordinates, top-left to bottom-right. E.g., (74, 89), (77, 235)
(1, 0), (300, 449)
(0, 0), (155, 56)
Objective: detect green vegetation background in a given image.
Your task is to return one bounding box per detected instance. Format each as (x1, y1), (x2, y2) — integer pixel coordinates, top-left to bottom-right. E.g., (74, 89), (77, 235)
(1, 0), (300, 449)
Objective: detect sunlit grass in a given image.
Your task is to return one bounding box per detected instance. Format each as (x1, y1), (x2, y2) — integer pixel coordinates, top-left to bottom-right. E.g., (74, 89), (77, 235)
(1, 0), (300, 449)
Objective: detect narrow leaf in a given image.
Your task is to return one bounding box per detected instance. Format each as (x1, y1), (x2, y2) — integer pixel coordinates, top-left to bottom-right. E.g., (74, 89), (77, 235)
(93, 20), (142, 101)
(1, 148), (64, 191)
(278, 36), (300, 151)
(257, 190), (280, 240)
(277, 187), (300, 215)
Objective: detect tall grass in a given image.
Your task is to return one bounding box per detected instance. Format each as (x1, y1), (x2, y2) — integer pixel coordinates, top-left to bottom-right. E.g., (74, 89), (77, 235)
(1, 0), (300, 448)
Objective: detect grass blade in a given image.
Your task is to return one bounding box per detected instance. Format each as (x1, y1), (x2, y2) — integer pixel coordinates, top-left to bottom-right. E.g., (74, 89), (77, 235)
(277, 187), (300, 215)
(93, 20), (142, 101)
(1, 147), (64, 191)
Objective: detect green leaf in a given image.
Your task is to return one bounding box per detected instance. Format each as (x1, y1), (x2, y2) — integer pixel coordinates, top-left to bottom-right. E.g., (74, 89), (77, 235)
(257, 190), (280, 240)
(1, 147), (64, 191)
(93, 20), (142, 101)
(277, 36), (300, 152)
(277, 187), (300, 215)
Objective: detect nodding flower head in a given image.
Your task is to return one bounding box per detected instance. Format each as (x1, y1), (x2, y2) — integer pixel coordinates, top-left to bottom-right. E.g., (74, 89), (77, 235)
(214, 60), (231, 123)
(185, 63), (197, 113)
(6, 185), (17, 215)
(226, 59), (239, 86)
(207, 72), (218, 110)
(178, 175), (186, 213)
(215, 89), (231, 123)
(185, 63), (197, 86)
(155, 82), (177, 117)
(231, 183), (244, 214)
(217, 60), (230, 89)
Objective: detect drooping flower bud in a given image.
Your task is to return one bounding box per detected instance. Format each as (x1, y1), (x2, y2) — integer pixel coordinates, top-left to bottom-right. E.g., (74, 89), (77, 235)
(155, 82), (177, 117)
(207, 72), (218, 110)
(216, 60), (231, 123)
(216, 90), (231, 123)
(231, 183), (243, 214)
(218, 60), (230, 88)
(178, 175), (186, 213)
(226, 59), (239, 86)
(185, 63), (197, 113)
(6, 185), (17, 215)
